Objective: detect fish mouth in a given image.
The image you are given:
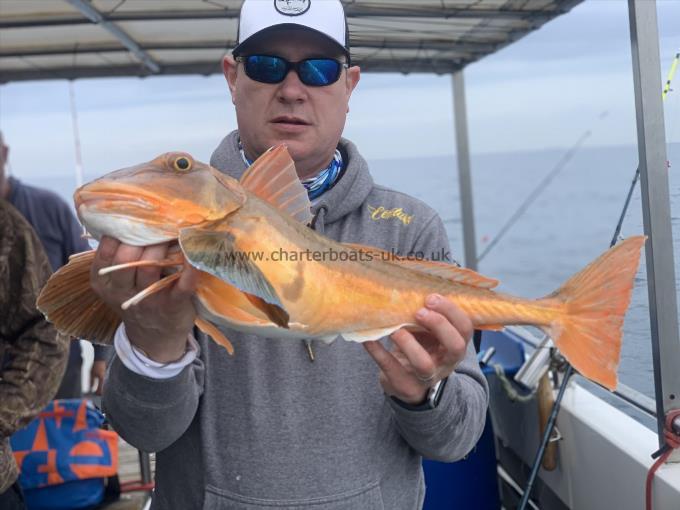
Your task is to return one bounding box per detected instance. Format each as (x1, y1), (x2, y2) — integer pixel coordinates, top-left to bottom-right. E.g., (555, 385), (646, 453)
(74, 182), (176, 245)
(74, 182), (158, 213)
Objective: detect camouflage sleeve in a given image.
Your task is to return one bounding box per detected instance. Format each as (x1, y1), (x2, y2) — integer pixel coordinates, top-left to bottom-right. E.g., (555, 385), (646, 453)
(0, 202), (69, 437)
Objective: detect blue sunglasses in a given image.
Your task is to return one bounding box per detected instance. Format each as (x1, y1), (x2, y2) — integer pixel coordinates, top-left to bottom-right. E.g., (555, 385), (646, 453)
(236, 55), (348, 87)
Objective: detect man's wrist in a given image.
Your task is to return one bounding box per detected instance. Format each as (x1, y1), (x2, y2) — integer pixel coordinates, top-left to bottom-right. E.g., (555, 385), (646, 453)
(114, 323), (199, 380)
(126, 323), (189, 363)
(131, 342), (192, 367)
(391, 378), (448, 411)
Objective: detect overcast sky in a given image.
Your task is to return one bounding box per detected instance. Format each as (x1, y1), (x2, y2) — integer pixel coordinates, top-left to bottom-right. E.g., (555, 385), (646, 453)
(0, 0), (678, 180)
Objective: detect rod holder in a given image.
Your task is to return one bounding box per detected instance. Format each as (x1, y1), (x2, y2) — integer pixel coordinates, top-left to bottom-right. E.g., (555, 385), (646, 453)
(514, 336), (553, 391)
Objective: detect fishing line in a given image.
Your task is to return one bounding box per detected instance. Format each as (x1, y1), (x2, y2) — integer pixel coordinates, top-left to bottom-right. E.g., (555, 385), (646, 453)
(476, 127), (594, 263)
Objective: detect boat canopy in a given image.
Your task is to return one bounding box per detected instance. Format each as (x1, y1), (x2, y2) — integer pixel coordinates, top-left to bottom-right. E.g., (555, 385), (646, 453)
(0, 0), (582, 82)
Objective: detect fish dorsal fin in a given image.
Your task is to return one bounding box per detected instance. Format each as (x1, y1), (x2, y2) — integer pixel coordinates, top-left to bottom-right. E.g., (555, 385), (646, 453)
(343, 242), (499, 289)
(240, 145), (313, 225)
(179, 222), (290, 326)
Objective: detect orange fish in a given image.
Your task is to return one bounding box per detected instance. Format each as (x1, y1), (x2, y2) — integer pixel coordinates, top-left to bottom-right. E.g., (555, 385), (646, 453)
(37, 146), (645, 390)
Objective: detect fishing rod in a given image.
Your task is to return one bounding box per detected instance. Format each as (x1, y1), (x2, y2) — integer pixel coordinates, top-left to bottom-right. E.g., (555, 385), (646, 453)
(518, 53), (678, 510)
(662, 51), (679, 100)
(476, 127), (594, 263)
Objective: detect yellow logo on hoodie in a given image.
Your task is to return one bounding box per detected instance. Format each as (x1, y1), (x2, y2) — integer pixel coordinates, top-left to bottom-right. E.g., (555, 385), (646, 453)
(367, 206), (413, 225)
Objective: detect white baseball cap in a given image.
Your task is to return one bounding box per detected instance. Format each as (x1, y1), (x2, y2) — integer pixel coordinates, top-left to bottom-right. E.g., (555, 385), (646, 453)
(233, 0), (350, 61)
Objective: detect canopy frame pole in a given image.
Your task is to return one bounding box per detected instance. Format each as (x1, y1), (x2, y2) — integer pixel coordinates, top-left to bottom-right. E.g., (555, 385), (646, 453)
(452, 71), (477, 270)
(628, 0), (680, 461)
(65, 0), (160, 74)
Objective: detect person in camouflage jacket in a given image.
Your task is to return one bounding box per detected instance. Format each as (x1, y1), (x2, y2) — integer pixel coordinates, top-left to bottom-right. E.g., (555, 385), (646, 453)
(0, 199), (69, 507)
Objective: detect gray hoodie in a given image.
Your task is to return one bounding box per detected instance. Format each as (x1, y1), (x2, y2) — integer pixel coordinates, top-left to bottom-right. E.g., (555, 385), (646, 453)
(103, 131), (489, 510)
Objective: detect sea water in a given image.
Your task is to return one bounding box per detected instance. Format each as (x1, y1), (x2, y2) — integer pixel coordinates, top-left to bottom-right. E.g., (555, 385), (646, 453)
(18, 142), (679, 400)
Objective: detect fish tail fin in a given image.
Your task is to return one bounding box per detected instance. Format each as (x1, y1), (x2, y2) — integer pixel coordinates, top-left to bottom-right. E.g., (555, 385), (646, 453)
(542, 236), (646, 390)
(37, 250), (121, 344)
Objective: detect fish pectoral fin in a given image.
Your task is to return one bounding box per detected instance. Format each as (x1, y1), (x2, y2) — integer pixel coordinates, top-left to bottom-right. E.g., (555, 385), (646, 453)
(37, 250), (121, 344)
(239, 145), (313, 225)
(195, 272), (279, 327)
(342, 242), (499, 289)
(179, 225), (289, 322)
(195, 317), (234, 355)
(244, 293), (289, 328)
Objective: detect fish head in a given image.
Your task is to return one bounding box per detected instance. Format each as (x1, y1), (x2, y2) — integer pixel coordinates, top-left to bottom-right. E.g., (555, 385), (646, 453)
(75, 152), (247, 246)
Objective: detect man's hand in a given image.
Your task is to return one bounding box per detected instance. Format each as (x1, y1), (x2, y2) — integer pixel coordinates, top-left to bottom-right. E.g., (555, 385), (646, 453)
(90, 236), (199, 363)
(90, 360), (107, 396)
(363, 294), (472, 405)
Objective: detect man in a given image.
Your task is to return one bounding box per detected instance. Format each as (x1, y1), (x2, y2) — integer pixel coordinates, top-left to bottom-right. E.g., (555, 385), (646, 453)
(0, 131), (109, 397)
(0, 200), (69, 509)
(97, 2), (488, 508)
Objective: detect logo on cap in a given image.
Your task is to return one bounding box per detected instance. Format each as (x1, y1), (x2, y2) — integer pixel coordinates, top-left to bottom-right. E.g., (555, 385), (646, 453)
(274, 0), (310, 16)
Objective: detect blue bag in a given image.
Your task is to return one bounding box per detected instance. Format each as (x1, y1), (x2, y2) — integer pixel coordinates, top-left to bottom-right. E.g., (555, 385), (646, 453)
(10, 399), (119, 510)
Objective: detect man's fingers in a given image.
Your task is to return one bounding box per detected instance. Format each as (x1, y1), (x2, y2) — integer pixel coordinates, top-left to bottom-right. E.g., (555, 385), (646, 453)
(389, 329), (436, 381)
(364, 340), (430, 403)
(91, 237), (120, 296)
(90, 361), (106, 396)
(90, 374), (101, 395)
(363, 340), (409, 379)
(135, 243), (170, 290)
(92, 236), (120, 274)
(424, 294), (473, 340)
(420, 294), (472, 355)
(172, 261), (200, 298)
(109, 243), (144, 290)
(413, 309), (463, 364)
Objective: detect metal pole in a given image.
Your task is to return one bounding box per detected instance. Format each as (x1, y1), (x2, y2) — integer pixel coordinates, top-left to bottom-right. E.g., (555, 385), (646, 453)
(452, 71), (477, 270)
(65, 0), (161, 74)
(628, 0), (680, 461)
(139, 451), (152, 486)
(68, 81), (84, 188)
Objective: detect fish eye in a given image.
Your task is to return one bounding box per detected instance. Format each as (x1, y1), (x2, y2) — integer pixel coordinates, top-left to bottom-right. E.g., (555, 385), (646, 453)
(173, 156), (192, 172)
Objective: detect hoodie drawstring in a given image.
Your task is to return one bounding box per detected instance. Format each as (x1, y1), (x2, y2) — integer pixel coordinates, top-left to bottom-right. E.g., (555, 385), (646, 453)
(310, 205), (328, 234)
